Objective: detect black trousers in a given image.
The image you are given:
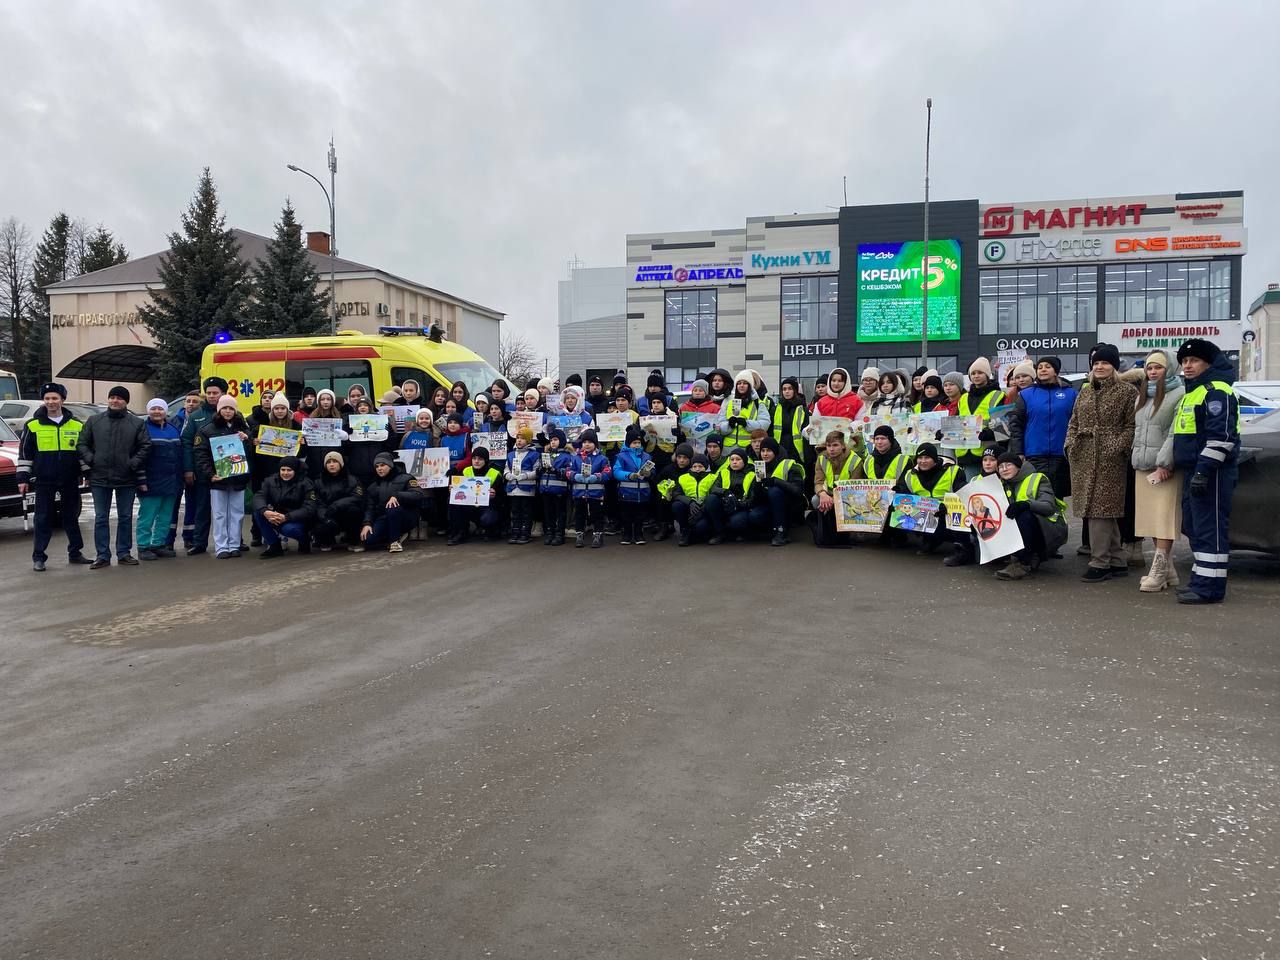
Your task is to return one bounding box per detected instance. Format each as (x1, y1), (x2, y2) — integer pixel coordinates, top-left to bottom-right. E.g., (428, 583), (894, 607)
(31, 484), (85, 562)
(509, 497), (533, 535)
(574, 498), (603, 531)
(542, 493), (568, 536)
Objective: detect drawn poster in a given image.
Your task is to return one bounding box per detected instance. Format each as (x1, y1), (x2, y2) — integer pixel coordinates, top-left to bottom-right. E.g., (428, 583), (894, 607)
(348, 413), (389, 442)
(724, 398), (743, 419)
(889, 493), (941, 533)
(679, 412), (717, 452)
(397, 447), (451, 488)
(380, 404), (419, 430)
(544, 394), (565, 415)
(507, 410), (545, 438)
(639, 414), (677, 442)
(471, 430), (508, 460)
(254, 426), (303, 457)
(955, 473), (1023, 564)
(942, 493), (971, 532)
(833, 479), (894, 533)
(593, 412), (632, 443)
(450, 475), (491, 507)
(300, 418), (345, 447)
(860, 410), (912, 442)
(548, 415), (586, 444)
(210, 434), (249, 479)
(803, 415), (855, 447)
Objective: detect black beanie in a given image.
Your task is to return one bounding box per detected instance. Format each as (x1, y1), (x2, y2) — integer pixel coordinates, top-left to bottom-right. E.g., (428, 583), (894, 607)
(674, 442), (694, 459)
(625, 424), (645, 445)
(982, 446), (1001, 461)
(760, 436), (781, 458)
(578, 429), (598, 446)
(997, 451), (1023, 468)
(647, 372), (665, 389)
(280, 456), (303, 473)
(913, 366), (929, 379)
(815, 373), (829, 386)
(566, 373), (583, 387)
(1090, 343), (1121, 368)
(587, 375), (603, 388)
(691, 453), (710, 469)
(1176, 338), (1221, 365)
(923, 375), (943, 393)
(471, 447), (490, 463)
(872, 425), (895, 441)
(705, 433), (723, 447)
(915, 442), (939, 460)
(108, 385), (130, 402)
(1037, 356), (1062, 374)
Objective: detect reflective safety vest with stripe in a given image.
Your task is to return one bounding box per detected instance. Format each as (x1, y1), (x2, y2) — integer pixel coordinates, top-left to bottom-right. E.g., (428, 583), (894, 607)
(957, 390), (1002, 455)
(823, 454), (857, 490)
(769, 457), (805, 481)
(723, 400), (760, 449)
(906, 464), (959, 497)
(1004, 472), (1067, 526)
(462, 465), (501, 485)
(771, 404), (806, 460)
(30, 417), (83, 452)
(1173, 381), (1242, 436)
(861, 453), (906, 482)
(714, 464), (757, 498)
(675, 471), (717, 502)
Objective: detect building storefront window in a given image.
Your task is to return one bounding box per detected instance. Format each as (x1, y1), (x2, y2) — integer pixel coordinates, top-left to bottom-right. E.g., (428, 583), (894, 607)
(980, 266), (1098, 336)
(862, 355), (959, 376)
(664, 288), (717, 388)
(779, 275), (838, 393)
(1103, 260), (1231, 324)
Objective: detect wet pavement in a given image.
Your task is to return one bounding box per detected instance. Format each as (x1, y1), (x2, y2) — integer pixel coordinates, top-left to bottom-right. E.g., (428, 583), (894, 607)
(1, 517), (1277, 959)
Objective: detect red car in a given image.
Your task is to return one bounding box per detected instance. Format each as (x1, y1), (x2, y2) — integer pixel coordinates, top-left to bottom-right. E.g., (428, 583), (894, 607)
(0, 417), (24, 520)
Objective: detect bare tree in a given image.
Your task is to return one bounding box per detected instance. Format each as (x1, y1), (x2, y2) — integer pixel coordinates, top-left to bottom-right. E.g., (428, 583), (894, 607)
(0, 217), (34, 368)
(497, 331), (546, 387)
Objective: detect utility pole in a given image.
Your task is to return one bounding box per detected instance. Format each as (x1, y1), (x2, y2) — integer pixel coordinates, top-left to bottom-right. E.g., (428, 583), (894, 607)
(287, 138), (339, 335)
(920, 98), (933, 369)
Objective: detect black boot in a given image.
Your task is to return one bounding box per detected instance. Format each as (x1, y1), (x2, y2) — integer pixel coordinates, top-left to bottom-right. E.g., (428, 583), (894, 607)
(575, 531), (585, 548)
(770, 526), (787, 547)
(592, 531), (604, 548)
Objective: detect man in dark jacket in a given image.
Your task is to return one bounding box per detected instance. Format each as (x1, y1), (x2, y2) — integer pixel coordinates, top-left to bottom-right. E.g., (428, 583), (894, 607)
(78, 385), (149, 568)
(359, 452), (423, 552)
(181, 376), (225, 554)
(1006, 355), (1078, 497)
(17, 382), (91, 572)
(252, 456), (319, 558)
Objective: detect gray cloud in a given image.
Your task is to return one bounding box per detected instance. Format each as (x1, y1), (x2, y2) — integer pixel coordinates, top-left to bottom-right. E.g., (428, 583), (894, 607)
(3, 0), (1277, 366)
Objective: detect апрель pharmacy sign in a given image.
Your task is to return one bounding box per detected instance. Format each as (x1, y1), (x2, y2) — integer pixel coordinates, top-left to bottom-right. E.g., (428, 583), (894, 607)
(632, 260), (744, 288)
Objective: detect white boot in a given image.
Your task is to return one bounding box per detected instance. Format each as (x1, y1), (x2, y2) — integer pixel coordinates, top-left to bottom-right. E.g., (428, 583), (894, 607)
(1165, 550), (1180, 587)
(1140, 549), (1170, 592)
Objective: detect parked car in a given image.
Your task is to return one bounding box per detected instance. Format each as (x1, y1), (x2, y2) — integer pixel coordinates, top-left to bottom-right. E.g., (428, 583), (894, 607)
(1233, 406), (1280, 556)
(1234, 381), (1280, 423)
(0, 416), (24, 520)
(0, 399), (105, 432)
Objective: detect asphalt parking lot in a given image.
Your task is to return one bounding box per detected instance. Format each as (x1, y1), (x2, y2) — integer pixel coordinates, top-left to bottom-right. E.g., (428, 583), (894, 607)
(1, 515), (1277, 960)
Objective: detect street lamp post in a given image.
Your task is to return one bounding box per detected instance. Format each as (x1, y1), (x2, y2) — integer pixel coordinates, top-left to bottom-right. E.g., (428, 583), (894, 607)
(287, 141), (338, 335)
(920, 97), (932, 370)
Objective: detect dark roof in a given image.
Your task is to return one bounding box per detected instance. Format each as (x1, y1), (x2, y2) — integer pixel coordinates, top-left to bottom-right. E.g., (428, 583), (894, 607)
(46, 228), (504, 318)
(56, 344), (159, 382)
(1249, 289), (1280, 314)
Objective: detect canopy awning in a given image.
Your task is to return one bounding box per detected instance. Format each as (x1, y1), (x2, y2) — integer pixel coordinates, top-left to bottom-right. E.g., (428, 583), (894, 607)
(57, 345), (158, 383)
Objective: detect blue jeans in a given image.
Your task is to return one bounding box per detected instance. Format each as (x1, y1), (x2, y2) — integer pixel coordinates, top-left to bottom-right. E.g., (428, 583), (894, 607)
(255, 509), (310, 547)
(92, 485), (136, 560)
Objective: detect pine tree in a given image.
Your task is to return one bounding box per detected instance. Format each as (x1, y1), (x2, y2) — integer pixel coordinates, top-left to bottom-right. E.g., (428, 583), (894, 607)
(139, 168), (251, 395)
(247, 200), (331, 338)
(79, 225), (128, 274)
(23, 212), (73, 389)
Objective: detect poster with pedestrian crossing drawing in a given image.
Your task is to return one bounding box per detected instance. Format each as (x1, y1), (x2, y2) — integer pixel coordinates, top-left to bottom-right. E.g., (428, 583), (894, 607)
(889, 493), (941, 533)
(300, 417), (345, 447)
(470, 430), (508, 460)
(254, 426), (303, 457)
(450, 475), (491, 507)
(833, 479), (894, 532)
(210, 434), (249, 479)
(348, 414), (389, 442)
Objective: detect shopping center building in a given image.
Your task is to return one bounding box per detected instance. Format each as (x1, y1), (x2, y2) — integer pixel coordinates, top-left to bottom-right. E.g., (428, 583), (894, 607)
(45, 229), (504, 401)
(611, 189), (1245, 393)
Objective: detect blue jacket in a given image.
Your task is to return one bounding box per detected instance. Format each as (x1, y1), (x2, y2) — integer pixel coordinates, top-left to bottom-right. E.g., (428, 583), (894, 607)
(612, 447), (653, 502)
(399, 428), (434, 450)
(636, 392), (674, 416)
(538, 449), (574, 494)
(438, 430), (470, 468)
(141, 418), (184, 497)
(567, 450), (610, 499)
(1011, 380), (1078, 457)
(1173, 353), (1240, 474)
(505, 445), (541, 496)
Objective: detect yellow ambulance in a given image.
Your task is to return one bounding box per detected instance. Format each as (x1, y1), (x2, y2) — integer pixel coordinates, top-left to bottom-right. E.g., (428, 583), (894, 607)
(199, 327), (507, 411)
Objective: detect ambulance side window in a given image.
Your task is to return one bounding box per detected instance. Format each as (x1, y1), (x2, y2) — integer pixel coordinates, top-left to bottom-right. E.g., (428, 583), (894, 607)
(391, 366), (444, 398)
(285, 360), (372, 406)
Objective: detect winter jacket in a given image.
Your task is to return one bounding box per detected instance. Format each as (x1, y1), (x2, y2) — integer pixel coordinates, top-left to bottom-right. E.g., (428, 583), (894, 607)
(78, 410), (150, 487)
(253, 416), (305, 489)
(505, 445), (540, 496)
(761, 457), (806, 501)
(252, 474), (319, 524)
(636, 390), (674, 416)
(679, 398), (721, 416)
(1130, 374), (1184, 472)
(1172, 352), (1241, 475)
(399, 428), (436, 450)
(194, 413), (253, 491)
(709, 464), (765, 508)
(612, 447), (654, 502)
(1064, 375), (1137, 518)
(706, 368), (734, 404)
(1001, 461), (1068, 557)
(538, 449), (574, 494)
(567, 450), (611, 499)
(437, 429), (472, 470)
(771, 399), (810, 462)
(716, 390), (770, 448)
(869, 394), (910, 415)
(140, 418), (184, 498)
(181, 401), (218, 473)
(342, 413), (394, 484)
(1008, 378), (1078, 458)
(814, 368), (865, 421)
(17, 407), (85, 488)
(362, 464), (423, 524)
(302, 414), (347, 479)
(313, 469), (364, 521)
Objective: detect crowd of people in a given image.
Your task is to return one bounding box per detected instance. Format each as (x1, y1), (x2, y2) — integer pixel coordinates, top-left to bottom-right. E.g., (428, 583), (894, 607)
(15, 336), (1242, 604)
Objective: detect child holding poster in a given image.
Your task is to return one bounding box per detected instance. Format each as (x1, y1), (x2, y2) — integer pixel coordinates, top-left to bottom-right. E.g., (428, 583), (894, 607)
(537, 429), (573, 545)
(193, 395), (252, 558)
(990, 452), (1067, 580)
(504, 427), (540, 544)
(612, 425), (654, 545)
(567, 429), (610, 548)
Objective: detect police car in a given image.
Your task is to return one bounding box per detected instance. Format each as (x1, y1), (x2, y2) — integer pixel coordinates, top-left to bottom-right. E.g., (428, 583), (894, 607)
(1233, 381), (1280, 423)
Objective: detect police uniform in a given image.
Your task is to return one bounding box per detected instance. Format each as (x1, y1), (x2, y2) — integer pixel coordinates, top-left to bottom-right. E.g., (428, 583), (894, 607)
(16, 384), (89, 569)
(1171, 339), (1240, 604)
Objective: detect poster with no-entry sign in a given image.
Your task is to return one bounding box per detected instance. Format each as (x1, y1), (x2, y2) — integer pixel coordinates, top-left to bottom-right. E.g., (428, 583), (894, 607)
(856, 239), (961, 342)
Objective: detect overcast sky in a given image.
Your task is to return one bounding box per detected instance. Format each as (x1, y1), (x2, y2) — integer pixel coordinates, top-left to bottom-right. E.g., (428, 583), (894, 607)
(3, 1), (1276, 368)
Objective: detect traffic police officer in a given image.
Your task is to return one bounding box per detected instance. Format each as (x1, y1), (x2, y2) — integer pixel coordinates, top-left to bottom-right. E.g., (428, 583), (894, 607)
(16, 382), (92, 572)
(1172, 338), (1240, 604)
